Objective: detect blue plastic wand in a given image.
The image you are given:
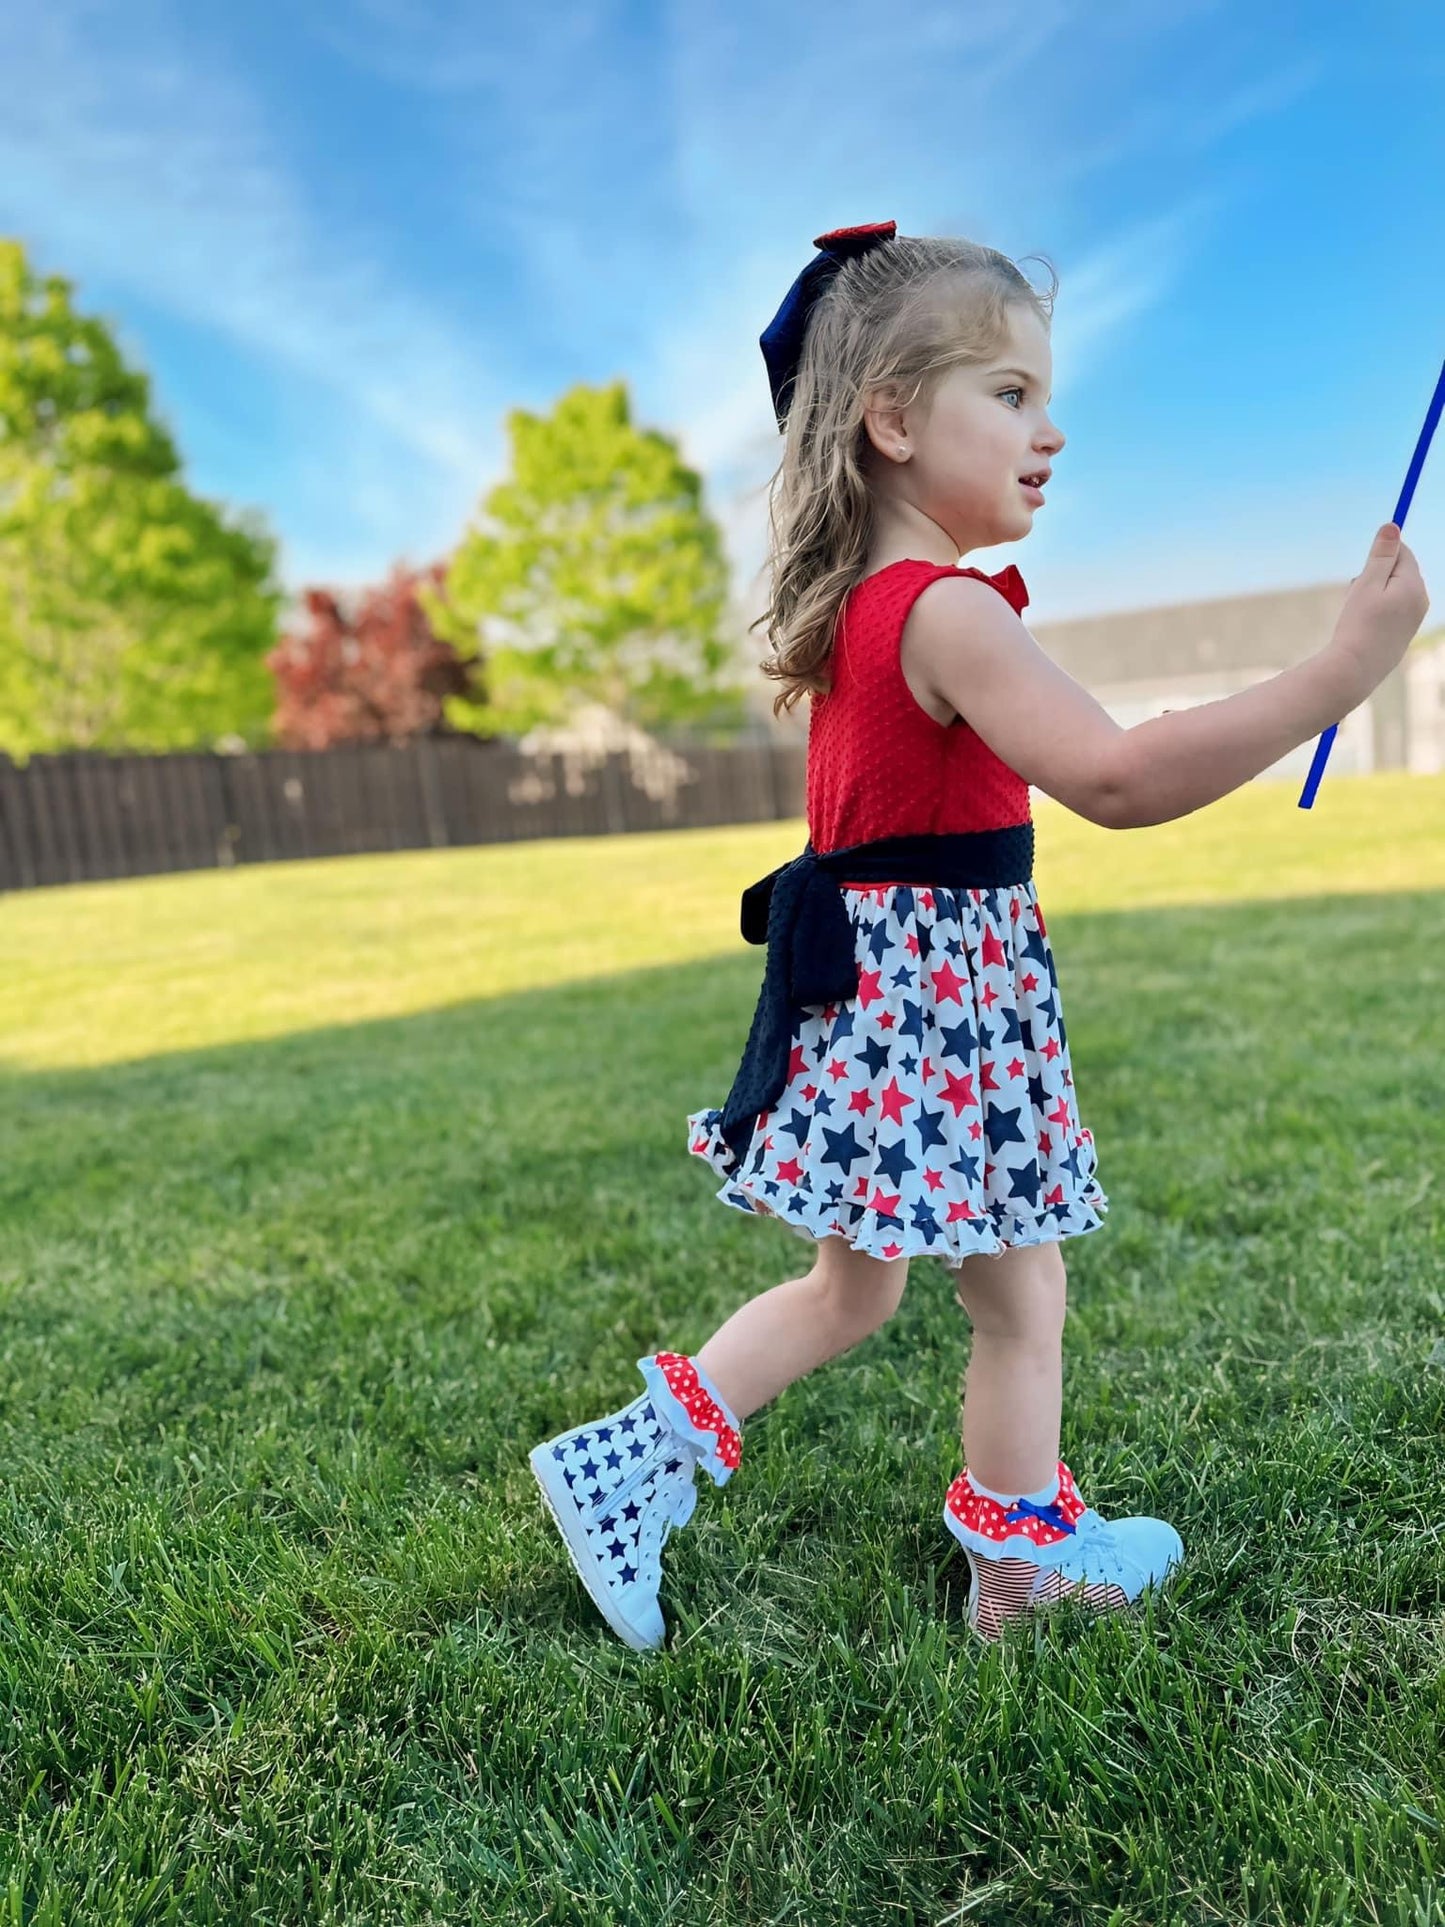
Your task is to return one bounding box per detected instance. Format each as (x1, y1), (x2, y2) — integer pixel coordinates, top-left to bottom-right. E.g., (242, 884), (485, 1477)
(1298, 353), (1445, 808)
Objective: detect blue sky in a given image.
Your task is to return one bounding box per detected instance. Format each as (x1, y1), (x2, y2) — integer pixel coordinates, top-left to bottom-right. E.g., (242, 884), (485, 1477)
(1, 0), (1441, 629)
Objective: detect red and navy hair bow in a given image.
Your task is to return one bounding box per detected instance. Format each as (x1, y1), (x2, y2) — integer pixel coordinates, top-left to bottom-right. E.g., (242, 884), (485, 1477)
(760, 220), (898, 431)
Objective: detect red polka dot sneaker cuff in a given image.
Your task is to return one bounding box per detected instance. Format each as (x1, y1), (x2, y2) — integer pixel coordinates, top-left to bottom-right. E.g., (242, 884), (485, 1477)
(637, 1352), (743, 1487)
(943, 1459), (1093, 1566)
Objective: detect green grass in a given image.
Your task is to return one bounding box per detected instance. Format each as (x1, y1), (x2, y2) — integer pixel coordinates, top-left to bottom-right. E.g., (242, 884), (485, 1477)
(0, 771), (1442, 1925)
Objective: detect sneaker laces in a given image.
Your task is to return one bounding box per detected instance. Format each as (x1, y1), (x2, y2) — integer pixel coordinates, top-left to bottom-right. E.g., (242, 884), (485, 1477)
(1034, 1510), (1130, 1591)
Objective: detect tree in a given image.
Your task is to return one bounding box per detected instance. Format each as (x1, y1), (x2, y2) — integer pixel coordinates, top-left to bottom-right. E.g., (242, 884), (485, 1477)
(423, 379), (748, 739)
(0, 238), (281, 758)
(267, 561), (482, 749)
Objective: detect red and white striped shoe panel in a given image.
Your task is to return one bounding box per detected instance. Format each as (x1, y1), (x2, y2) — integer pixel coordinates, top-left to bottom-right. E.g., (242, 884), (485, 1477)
(966, 1552), (1131, 1642)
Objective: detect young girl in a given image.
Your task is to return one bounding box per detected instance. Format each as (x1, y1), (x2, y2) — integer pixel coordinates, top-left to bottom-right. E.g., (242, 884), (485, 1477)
(529, 221), (1427, 1652)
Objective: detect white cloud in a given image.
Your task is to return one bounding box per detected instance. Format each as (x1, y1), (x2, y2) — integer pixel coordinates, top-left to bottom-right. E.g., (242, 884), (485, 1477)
(0, 2), (505, 581)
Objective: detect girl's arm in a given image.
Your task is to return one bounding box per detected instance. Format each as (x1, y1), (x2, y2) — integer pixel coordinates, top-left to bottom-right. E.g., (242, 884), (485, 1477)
(1104, 648), (1371, 828)
(906, 574), (1373, 832)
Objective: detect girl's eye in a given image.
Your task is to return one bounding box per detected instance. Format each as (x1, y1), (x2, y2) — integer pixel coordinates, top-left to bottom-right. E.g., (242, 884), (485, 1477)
(1000, 387), (1025, 407)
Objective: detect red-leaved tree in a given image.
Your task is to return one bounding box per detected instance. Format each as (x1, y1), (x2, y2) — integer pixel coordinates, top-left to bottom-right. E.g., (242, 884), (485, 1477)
(267, 561), (482, 749)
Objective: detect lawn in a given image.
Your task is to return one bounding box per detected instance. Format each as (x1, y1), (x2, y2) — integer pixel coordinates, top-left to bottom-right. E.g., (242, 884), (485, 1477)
(1, 771), (1442, 1925)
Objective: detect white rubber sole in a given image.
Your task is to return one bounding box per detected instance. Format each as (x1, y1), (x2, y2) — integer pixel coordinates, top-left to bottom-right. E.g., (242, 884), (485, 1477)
(529, 1443), (662, 1653)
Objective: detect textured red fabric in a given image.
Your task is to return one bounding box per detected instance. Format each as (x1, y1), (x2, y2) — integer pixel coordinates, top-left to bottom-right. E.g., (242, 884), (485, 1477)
(806, 560), (1034, 867)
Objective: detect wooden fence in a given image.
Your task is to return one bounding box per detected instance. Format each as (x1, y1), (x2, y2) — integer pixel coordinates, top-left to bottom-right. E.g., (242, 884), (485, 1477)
(0, 733), (807, 892)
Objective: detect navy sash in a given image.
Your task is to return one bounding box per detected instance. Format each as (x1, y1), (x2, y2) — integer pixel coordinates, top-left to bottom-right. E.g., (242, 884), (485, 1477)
(717, 826), (1034, 1166)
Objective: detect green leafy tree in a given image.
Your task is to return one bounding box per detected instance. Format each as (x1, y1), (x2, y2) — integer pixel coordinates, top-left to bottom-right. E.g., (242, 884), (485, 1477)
(424, 379), (747, 738)
(0, 238), (281, 758)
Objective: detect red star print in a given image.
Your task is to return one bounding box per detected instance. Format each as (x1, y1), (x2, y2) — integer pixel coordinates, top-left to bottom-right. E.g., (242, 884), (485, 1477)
(826, 1057), (850, 1082)
(788, 1043), (809, 1081)
(979, 1060), (999, 1092)
(930, 959), (967, 1003)
(878, 1076), (916, 1124)
(1041, 1038), (1061, 1063)
(856, 968), (884, 1007)
(979, 982), (999, 1011)
(1006, 1056), (1026, 1080)
(1048, 1098), (1071, 1128)
(776, 1156), (804, 1183)
(866, 1185), (903, 1216)
(1020, 971), (1039, 993)
(980, 928), (1007, 970)
(938, 1069), (977, 1115)
(848, 1087), (875, 1115)
(923, 1168), (945, 1192)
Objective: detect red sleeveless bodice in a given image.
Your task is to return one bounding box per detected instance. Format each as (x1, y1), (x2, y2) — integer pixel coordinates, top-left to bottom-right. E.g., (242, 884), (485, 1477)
(805, 559), (1035, 861)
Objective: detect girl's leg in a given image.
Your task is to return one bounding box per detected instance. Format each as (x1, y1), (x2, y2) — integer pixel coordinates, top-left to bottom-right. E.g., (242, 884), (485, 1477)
(951, 1243), (1067, 1495)
(694, 1237), (909, 1422)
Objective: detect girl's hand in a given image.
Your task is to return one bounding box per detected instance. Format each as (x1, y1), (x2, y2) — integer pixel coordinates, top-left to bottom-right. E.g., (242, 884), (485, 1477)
(1327, 523), (1430, 695)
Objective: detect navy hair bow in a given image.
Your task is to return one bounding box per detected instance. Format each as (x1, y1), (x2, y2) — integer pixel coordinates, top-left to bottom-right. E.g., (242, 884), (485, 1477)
(760, 220), (898, 430)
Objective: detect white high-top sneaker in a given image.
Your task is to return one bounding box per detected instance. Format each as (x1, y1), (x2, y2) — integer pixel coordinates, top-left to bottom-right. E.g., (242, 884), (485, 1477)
(530, 1352), (743, 1652)
(943, 1459), (1185, 1642)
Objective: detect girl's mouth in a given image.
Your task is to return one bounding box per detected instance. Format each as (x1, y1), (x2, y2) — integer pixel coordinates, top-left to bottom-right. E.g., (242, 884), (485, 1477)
(1019, 478), (1046, 505)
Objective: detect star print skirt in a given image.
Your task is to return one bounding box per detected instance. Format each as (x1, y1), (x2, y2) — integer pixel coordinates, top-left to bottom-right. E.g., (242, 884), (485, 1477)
(686, 880), (1109, 1268)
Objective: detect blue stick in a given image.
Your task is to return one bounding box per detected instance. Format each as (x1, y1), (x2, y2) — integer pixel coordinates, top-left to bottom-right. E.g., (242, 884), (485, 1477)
(1298, 353), (1445, 808)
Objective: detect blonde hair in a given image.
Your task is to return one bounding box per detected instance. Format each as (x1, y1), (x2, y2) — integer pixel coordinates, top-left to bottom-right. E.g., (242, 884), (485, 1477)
(753, 234), (1058, 718)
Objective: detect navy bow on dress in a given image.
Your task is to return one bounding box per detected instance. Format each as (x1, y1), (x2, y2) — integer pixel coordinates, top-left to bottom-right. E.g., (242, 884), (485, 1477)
(759, 219), (898, 429)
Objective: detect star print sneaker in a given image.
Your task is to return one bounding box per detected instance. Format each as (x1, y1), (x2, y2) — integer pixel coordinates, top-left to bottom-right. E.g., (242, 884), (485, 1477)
(529, 1351), (743, 1653)
(942, 1460), (1184, 1642)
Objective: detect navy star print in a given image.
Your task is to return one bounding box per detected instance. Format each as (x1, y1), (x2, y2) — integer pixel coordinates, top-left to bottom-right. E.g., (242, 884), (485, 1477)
(688, 879), (1108, 1268)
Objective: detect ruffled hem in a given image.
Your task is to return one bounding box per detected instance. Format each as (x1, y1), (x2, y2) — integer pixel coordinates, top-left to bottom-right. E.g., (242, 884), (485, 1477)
(685, 1105), (1109, 1269)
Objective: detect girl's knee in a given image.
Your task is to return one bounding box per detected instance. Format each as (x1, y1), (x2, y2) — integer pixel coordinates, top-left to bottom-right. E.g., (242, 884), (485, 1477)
(953, 1241), (1066, 1344)
(813, 1238), (909, 1332)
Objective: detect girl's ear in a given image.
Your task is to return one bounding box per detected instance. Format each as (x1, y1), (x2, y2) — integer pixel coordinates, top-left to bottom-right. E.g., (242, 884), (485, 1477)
(860, 384), (908, 463)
